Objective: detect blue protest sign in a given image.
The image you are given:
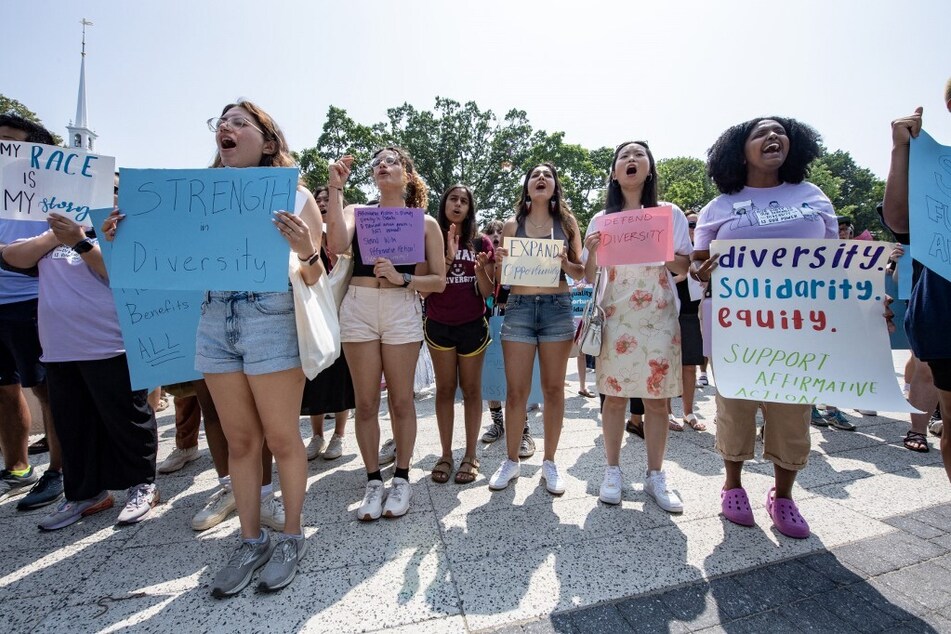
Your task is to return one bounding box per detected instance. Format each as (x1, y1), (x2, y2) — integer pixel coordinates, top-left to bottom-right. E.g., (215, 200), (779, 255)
(909, 130), (951, 282)
(481, 316), (543, 402)
(897, 250), (913, 300)
(109, 167), (298, 291)
(571, 286), (592, 318)
(884, 268), (909, 350)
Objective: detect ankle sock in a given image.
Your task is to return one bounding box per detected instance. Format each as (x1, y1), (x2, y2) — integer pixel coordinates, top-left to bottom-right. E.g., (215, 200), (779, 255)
(244, 530), (267, 545)
(394, 467), (409, 480)
(260, 483), (274, 497)
(367, 470), (383, 483)
(10, 467), (31, 478)
(218, 475), (231, 489)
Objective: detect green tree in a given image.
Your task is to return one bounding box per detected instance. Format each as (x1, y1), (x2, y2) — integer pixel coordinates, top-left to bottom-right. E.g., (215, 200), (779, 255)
(810, 149), (885, 237)
(0, 94), (64, 145)
(656, 157), (717, 212)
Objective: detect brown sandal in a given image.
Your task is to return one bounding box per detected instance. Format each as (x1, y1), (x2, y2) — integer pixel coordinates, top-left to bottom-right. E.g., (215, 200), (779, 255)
(454, 457), (480, 484)
(903, 431), (929, 453)
(431, 458), (453, 483)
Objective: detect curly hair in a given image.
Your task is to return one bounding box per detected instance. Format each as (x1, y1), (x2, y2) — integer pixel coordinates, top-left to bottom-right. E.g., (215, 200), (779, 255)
(605, 141), (658, 212)
(514, 162), (578, 260)
(481, 219), (503, 235)
(438, 185), (478, 253)
(371, 146), (428, 209)
(706, 116), (822, 194)
(0, 113), (54, 145)
(211, 100), (295, 168)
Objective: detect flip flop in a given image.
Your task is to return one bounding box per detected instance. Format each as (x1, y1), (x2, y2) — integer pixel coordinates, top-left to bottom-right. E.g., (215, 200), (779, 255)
(668, 414), (684, 432)
(683, 413), (706, 431)
(431, 458), (453, 484)
(577, 388), (595, 398)
(454, 457), (480, 484)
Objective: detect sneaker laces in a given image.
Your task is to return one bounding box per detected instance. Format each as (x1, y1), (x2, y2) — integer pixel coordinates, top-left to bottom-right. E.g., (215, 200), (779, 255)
(388, 480), (407, 503)
(543, 461), (560, 482)
(226, 540), (263, 568)
(262, 495), (284, 516)
(270, 535), (300, 564)
(363, 482), (383, 506)
(649, 470), (671, 494)
(604, 467), (622, 490)
(125, 484), (153, 510)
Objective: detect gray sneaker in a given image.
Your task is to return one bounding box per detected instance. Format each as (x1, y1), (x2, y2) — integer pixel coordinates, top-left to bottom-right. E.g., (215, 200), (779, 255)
(258, 534), (307, 592)
(0, 466), (40, 501)
(481, 410), (504, 443)
(379, 439), (396, 466)
(211, 533), (275, 598)
(518, 428), (535, 459)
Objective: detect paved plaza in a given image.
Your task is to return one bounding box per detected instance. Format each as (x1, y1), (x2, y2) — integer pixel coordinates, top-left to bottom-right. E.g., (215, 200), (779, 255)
(1, 350), (949, 633)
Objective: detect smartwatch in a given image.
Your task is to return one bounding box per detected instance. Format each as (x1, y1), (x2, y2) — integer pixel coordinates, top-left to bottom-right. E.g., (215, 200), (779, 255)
(401, 273), (413, 287)
(72, 238), (94, 254)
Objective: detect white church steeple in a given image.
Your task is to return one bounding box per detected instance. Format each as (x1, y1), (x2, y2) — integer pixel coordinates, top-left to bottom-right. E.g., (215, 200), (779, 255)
(66, 19), (98, 151)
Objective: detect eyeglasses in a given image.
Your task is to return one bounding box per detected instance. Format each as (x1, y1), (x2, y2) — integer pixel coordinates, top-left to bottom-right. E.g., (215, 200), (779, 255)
(370, 155), (401, 169)
(207, 116), (264, 135)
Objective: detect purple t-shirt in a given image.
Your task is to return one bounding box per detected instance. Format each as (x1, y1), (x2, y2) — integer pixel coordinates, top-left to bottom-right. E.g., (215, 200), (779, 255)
(0, 219), (47, 304)
(34, 239), (124, 362)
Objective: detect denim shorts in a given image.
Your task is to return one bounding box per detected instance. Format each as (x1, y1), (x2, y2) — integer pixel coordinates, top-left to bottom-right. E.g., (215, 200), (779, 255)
(501, 293), (574, 344)
(195, 291), (301, 375)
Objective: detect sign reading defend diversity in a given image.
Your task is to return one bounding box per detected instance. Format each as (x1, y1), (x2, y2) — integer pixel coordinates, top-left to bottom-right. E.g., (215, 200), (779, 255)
(90, 208), (203, 390)
(709, 238), (915, 412)
(909, 130), (951, 282)
(481, 316), (543, 402)
(595, 205), (674, 266)
(110, 167), (298, 291)
(500, 236), (563, 287)
(354, 207), (425, 265)
(0, 141), (115, 227)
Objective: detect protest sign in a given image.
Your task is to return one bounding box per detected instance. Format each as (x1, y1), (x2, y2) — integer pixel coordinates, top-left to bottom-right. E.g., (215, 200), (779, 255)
(481, 316), (543, 402)
(109, 167), (298, 291)
(595, 206), (674, 265)
(500, 236), (563, 287)
(909, 130), (951, 282)
(354, 207), (425, 265)
(897, 250), (913, 300)
(883, 267), (909, 351)
(571, 285), (593, 319)
(709, 238), (914, 412)
(0, 141), (114, 226)
(89, 208), (202, 389)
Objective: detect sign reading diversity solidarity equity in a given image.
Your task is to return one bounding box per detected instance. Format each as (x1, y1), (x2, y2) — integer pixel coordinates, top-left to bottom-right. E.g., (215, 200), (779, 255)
(909, 130), (951, 283)
(0, 141), (115, 226)
(109, 167), (298, 291)
(354, 207), (425, 265)
(500, 236), (563, 287)
(709, 238), (914, 412)
(595, 205), (674, 266)
(90, 208), (202, 390)
(481, 316), (544, 402)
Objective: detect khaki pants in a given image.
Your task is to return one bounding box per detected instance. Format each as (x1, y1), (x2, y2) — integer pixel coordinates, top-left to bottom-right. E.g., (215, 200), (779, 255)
(713, 391), (811, 471)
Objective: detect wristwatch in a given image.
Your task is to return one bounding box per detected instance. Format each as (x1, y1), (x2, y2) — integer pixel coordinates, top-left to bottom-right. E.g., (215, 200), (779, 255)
(72, 238), (94, 254)
(401, 273), (413, 287)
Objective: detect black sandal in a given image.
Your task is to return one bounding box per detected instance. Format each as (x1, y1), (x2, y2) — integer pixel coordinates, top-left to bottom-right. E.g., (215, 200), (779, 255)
(903, 431), (929, 453)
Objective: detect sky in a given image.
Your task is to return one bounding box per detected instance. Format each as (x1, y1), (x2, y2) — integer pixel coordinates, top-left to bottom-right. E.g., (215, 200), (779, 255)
(4, 0), (950, 180)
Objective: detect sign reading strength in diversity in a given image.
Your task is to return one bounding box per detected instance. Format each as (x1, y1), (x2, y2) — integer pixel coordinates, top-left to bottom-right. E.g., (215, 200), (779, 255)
(909, 130), (951, 283)
(0, 141), (115, 227)
(500, 236), (563, 287)
(709, 238), (915, 412)
(109, 167), (298, 291)
(595, 205), (674, 266)
(354, 207), (425, 265)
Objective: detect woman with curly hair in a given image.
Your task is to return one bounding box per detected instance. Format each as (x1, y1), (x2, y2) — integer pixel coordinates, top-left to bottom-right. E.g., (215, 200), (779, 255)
(583, 141), (692, 511)
(488, 163), (584, 495)
(324, 149), (446, 521)
(692, 117), (836, 538)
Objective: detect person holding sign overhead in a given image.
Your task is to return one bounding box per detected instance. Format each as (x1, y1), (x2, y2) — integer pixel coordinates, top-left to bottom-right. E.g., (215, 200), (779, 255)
(488, 163), (584, 495)
(583, 141), (692, 510)
(692, 117), (837, 538)
(324, 148), (446, 521)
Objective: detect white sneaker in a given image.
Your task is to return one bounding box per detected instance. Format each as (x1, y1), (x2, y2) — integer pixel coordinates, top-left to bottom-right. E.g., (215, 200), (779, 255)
(488, 459), (520, 491)
(306, 435), (326, 461)
(541, 460), (565, 495)
(117, 483), (159, 524)
(379, 439), (396, 466)
(158, 446), (199, 474)
(855, 409), (877, 416)
(191, 485), (237, 531)
(322, 433), (344, 460)
(644, 470), (683, 514)
(599, 466), (623, 505)
(260, 493), (286, 531)
(357, 480), (385, 521)
(382, 477), (412, 518)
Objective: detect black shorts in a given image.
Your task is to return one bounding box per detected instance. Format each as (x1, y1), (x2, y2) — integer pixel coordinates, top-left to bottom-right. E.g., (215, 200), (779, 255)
(927, 359), (951, 392)
(424, 317), (491, 357)
(0, 299), (45, 388)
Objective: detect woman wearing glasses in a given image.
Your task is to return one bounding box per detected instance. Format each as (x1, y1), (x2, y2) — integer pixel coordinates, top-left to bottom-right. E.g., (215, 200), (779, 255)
(324, 149), (446, 521)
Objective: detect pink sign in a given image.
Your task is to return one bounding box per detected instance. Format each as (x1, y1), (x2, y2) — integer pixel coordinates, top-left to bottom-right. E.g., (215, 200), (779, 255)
(355, 207), (425, 265)
(596, 205), (674, 266)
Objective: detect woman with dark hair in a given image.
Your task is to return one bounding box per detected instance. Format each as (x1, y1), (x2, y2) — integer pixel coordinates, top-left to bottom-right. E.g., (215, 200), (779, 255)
(488, 163), (584, 495)
(583, 141), (692, 510)
(692, 117), (836, 538)
(324, 148), (446, 521)
(425, 185), (494, 484)
(301, 185), (354, 461)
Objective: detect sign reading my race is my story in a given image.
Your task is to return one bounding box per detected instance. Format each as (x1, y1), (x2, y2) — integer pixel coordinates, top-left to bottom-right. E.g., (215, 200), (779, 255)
(595, 205), (674, 266)
(109, 167), (298, 291)
(709, 238), (915, 413)
(499, 236), (563, 287)
(909, 130), (951, 282)
(354, 207), (425, 265)
(0, 141), (115, 227)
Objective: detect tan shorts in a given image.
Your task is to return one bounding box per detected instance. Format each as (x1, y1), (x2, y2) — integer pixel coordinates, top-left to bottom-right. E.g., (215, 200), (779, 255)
(713, 392), (811, 471)
(340, 285), (423, 345)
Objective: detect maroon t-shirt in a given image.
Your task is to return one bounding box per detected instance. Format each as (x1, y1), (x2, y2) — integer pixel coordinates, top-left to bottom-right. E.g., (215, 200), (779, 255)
(426, 235), (494, 326)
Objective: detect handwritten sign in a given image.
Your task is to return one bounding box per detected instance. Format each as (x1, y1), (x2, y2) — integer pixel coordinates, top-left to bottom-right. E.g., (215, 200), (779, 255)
(595, 206), (674, 266)
(909, 130), (951, 282)
(709, 238), (914, 412)
(500, 236), (563, 287)
(355, 207), (425, 265)
(90, 208), (203, 389)
(109, 167), (297, 291)
(481, 316), (543, 402)
(0, 141), (114, 227)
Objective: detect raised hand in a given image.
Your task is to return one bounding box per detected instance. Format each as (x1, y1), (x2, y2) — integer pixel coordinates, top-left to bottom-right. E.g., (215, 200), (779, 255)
(891, 107), (923, 147)
(100, 209), (125, 242)
(48, 213), (87, 246)
(328, 155), (354, 190)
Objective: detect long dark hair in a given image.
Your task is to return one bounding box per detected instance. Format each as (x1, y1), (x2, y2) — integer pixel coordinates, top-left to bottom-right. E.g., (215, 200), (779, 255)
(514, 162), (577, 259)
(438, 184), (478, 253)
(605, 141), (658, 213)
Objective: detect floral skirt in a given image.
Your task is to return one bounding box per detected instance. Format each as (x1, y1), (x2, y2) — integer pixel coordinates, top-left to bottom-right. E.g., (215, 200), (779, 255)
(596, 265), (682, 399)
